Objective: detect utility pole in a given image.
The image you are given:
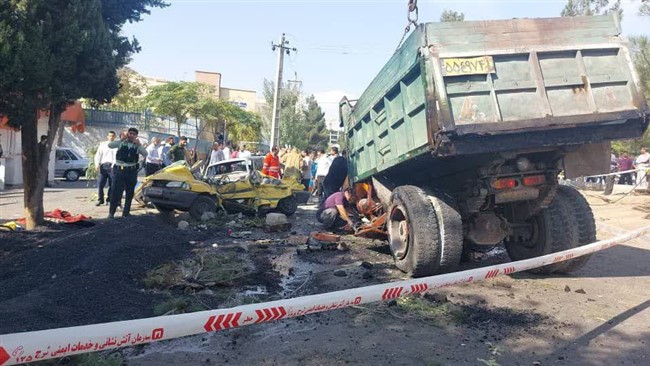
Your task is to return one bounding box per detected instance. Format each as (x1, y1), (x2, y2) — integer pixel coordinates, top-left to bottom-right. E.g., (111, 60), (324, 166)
(270, 33), (296, 149)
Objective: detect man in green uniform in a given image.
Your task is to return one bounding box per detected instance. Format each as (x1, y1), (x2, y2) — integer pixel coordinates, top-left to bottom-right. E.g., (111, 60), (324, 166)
(167, 136), (188, 163)
(108, 128), (147, 218)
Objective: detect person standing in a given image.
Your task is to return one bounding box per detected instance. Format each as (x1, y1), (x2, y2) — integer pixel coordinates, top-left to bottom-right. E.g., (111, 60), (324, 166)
(323, 148), (348, 199)
(209, 142), (225, 165)
(167, 136), (188, 163)
(617, 153), (634, 185)
(635, 147), (650, 188)
(238, 144), (252, 159)
(94, 130), (117, 206)
(160, 136), (175, 167)
(223, 141), (231, 161)
(313, 149), (332, 198)
(108, 128), (147, 218)
(145, 137), (162, 176)
(262, 146), (281, 178)
(283, 147), (302, 182)
(603, 152), (618, 196)
(301, 150), (312, 191)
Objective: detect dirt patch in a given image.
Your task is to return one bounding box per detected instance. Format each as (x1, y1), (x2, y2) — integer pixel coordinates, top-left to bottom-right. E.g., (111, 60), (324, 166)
(0, 215), (214, 333)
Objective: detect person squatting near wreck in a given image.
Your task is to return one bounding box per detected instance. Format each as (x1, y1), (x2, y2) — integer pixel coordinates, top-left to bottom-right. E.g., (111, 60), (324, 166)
(316, 190), (357, 232)
(107, 128), (147, 219)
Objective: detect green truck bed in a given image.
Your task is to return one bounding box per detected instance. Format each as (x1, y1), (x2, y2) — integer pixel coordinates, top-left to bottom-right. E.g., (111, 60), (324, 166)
(341, 15), (648, 183)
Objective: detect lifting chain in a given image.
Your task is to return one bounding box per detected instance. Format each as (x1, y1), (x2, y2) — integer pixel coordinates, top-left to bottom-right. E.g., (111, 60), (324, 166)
(396, 0), (419, 52)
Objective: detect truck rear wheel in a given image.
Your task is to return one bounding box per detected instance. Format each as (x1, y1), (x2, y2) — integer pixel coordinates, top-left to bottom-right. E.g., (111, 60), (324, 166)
(553, 186), (596, 273)
(505, 193), (578, 274)
(388, 186), (462, 277)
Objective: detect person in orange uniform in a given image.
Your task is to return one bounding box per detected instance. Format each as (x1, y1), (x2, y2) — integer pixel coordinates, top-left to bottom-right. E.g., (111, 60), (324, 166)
(262, 146), (281, 178)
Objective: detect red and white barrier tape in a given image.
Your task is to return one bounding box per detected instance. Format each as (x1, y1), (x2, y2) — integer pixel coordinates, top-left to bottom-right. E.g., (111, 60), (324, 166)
(582, 167), (647, 179)
(1, 226), (649, 365)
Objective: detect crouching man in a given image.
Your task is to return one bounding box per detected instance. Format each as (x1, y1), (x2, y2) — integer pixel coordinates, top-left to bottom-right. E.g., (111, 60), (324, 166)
(317, 190), (355, 230)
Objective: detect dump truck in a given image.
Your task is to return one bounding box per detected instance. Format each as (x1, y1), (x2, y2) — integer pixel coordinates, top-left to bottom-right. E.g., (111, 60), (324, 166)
(339, 15), (649, 277)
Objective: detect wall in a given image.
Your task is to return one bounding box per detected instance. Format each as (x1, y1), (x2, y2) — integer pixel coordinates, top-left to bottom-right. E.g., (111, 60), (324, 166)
(0, 118), (56, 186)
(195, 71), (221, 98)
(220, 87), (257, 112)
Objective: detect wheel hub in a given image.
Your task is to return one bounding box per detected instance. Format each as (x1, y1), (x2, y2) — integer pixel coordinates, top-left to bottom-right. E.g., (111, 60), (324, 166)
(389, 206), (409, 260)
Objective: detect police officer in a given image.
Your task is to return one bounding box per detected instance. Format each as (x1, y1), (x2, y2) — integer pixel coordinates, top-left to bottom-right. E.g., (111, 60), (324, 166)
(107, 128), (147, 218)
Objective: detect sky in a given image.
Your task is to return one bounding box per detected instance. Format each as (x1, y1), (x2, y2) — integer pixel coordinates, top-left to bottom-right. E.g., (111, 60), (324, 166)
(122, 0), (649, 126)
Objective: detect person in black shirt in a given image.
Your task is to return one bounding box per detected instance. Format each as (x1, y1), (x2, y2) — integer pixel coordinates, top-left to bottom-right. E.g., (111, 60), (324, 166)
(107, 128), (147, 218)
(322, 148), (348, 200)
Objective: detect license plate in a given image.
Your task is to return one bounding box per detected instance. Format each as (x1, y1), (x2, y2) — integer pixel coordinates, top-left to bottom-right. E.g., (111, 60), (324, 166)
(441, 56), (495, 76)
(146, 187), (163, 197)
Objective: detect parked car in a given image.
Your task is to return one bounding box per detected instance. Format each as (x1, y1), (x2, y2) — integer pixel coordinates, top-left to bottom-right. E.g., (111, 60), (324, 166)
(55, 148), (88, 182)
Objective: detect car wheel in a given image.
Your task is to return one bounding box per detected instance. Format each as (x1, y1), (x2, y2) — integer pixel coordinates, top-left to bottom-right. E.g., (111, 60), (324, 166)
(189, 196), (217, 220)
(277, 195), (298, 216)
(64, 169), (80, 182)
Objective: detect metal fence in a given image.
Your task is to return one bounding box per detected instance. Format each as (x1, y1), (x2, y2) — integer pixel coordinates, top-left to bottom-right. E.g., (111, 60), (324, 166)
(84, 109), (198, 138)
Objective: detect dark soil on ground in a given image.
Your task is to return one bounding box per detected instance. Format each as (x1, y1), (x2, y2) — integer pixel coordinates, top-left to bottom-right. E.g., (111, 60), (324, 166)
(0, 215), (217, 334)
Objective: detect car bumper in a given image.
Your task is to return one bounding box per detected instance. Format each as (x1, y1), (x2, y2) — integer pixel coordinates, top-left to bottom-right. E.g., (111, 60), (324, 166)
(144, 187), (200, 211)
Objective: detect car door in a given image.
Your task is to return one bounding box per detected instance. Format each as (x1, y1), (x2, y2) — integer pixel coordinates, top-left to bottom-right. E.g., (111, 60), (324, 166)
(55, 149), (73, 176)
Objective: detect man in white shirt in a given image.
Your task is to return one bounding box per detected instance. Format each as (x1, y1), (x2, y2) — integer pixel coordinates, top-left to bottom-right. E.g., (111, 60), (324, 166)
(635, 147), (650, 188)
(145, 137), (163, 176)
(238, 144), (252, 159)
(94, 130), (117, 206)
(223, 141), (231, 161)
(313, 149), (332, 198)
(160, 136), (175, 167)
(209, 142), (225, 166)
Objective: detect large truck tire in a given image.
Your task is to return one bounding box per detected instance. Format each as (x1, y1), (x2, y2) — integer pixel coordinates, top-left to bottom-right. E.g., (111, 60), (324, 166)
(553, 185), (596, 273)
(387, 186), (462, 277)
(428, 192), (463, 273)
(505, 192), (579, 274)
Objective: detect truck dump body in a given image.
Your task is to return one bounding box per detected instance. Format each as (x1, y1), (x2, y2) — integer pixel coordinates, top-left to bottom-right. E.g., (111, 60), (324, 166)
(341, 15), (648, 183)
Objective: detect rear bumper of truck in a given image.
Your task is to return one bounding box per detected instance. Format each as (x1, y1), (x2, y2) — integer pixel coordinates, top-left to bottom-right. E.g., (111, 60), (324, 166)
(440, 112), (647, 156)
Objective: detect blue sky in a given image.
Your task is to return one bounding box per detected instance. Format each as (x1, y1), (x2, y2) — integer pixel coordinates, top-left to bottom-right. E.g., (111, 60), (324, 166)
(123, 0), (649, 125)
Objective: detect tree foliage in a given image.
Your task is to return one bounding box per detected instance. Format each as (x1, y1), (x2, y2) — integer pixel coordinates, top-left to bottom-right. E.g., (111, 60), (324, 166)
(612, 36), (650, 154)
(561, 0), (622, 18)
(440, 9), (465, 22)
(197, 98), (262, 144)
(0, 0), (166, 229)
(261, 79), (330, 150)
(109, 67), (148, 110)
(303, 95), (330, 150)
(144, 81), (212, 137)
(640, 0), (650, 17)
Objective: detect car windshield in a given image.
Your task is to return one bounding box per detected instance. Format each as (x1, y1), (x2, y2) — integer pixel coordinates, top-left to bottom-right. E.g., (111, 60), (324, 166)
(206, 160), (249, 179)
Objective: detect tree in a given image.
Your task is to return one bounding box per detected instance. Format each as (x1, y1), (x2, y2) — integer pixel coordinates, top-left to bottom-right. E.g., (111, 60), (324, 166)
(303, 95), (330, 150)
(612, 36), (650, 154)
(0, 0), (167, 229)
(145, 81), (212, 137)
(440, 9), (465, 22)
(261, 79), (309, 149)
(561, 0), (622, 18)
(109, 67), (148, 110)
(640, 0), (650, 17)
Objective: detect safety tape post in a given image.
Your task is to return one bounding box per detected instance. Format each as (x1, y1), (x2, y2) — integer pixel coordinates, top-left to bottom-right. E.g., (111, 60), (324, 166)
(1, 226), (649, 365)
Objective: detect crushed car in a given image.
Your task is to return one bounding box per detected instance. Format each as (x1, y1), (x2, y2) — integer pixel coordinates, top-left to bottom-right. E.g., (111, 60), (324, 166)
(204, 157), (302, 216)
(141, 157), (302, 219)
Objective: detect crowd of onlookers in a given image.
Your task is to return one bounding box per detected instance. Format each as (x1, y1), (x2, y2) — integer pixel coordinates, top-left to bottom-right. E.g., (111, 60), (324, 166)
(606, 147), (650, 187)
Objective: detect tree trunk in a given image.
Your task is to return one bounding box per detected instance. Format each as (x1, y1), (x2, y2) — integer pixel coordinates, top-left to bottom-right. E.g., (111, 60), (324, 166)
(176, 122), (181, 138)
(21, 105), (61, 230)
